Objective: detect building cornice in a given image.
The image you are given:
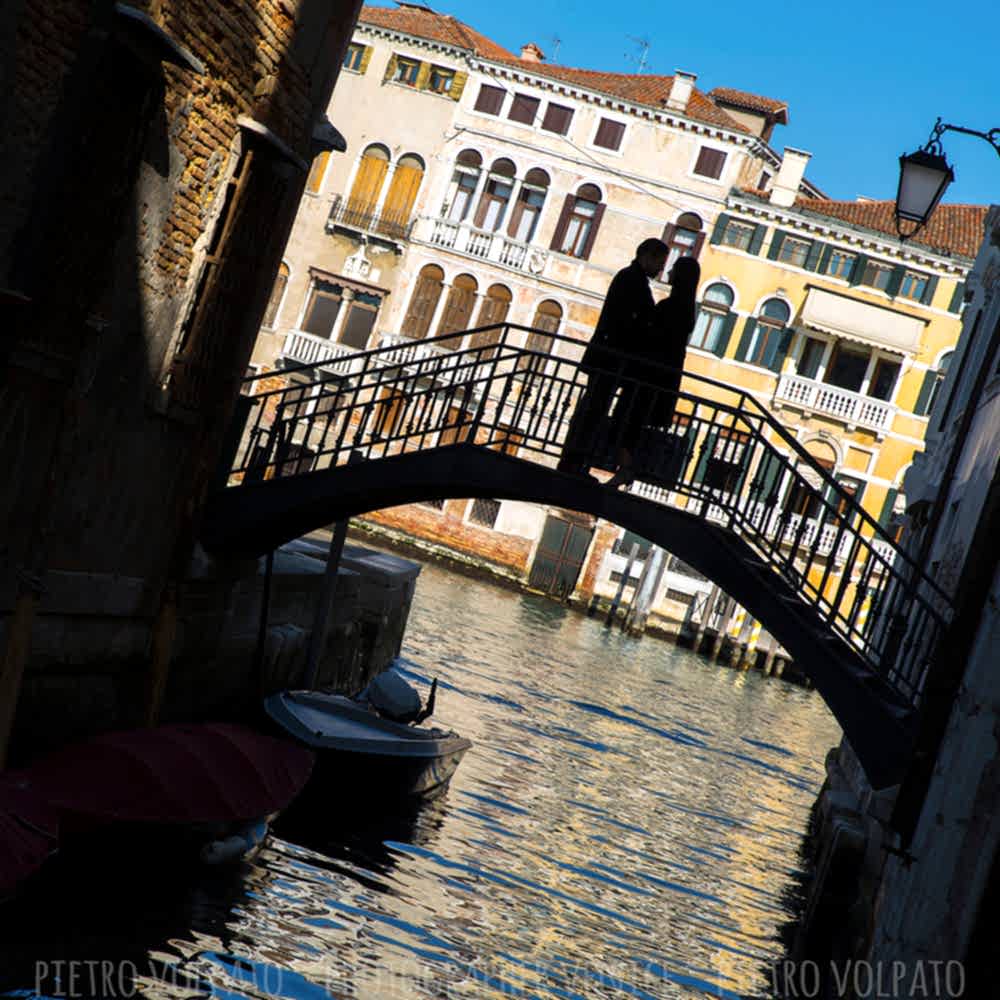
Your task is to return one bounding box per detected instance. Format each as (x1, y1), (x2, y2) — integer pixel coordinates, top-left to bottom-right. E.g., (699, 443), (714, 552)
(727, 192), (975, 275)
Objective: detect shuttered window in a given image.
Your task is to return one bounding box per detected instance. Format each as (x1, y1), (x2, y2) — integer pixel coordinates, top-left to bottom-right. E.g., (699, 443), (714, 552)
(437, 274), (478, 336)
(593, 118), (625, 150)
(381, 154), (423, 229)
(551, 184), (604, 260)
(339, 291), (381, 350)
(541, 103), (573, 134)
(470, 284), (511, 357)
(403, 265), (444, 340)
(508, 93), (540, 125)
(346, 146), (389, 218)
(474, 84), (505, 115)
(262, 262), (289, 328)
(693, 146), (727, 179)
(343, 43), (366, 72)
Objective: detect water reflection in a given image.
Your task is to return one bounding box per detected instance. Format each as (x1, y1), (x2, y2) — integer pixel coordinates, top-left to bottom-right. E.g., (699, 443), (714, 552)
(2, 557), (840, 999)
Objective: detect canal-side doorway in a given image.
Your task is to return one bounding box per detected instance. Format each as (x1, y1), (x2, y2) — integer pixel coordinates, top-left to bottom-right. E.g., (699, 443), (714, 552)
(529, 514), (594, 599)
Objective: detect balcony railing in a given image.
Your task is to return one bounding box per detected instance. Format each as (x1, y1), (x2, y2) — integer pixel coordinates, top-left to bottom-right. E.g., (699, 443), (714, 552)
(281, 330), (359, 374)
(326, 195), (415, 242)
(775, 373), (894, 433)
(423, 217), (549, 276)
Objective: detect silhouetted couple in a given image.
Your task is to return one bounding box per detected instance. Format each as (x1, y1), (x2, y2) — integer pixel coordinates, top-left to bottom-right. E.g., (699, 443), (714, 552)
(557, 239), (700, 486)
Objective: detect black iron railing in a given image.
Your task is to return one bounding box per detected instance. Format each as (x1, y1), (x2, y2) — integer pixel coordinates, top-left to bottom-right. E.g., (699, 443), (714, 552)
(222, 324), (953, 707)
(326, 195), (415, 242)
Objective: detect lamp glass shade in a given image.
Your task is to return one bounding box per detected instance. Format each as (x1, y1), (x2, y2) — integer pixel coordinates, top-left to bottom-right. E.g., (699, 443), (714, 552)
(896, 149), (954, 225)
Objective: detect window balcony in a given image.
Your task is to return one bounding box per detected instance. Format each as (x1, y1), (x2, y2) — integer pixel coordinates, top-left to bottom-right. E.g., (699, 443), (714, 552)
(421, 217), (549, 276)
(775, 373), (894, 434)
(326, 195), (416, 243)
(281, 329), (359, 374)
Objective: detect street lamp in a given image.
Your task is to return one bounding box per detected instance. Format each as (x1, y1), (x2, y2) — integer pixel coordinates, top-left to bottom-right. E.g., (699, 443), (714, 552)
(895, 118), (1000, 239)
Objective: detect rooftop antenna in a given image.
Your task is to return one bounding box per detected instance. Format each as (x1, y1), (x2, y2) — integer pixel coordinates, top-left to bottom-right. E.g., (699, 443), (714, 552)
(624, 35), (651, 73)
(550, 35), (562, 63)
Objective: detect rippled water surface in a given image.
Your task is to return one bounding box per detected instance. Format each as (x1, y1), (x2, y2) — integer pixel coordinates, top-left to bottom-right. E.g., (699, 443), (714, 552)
(4, 555), (841, 999)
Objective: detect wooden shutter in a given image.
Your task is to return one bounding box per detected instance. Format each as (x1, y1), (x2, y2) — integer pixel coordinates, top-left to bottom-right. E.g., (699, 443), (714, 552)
(358, 45), (373, 74)
(849, 254), (868, 286)
(748, 224), (765, 256)
(886, 265), (905, 298)
(473, 185), (491, 229)
(818, 244), (834, 275)
(805, 241), (824, 272)
(921, 274), (939, 307)
(690, 232), (706, 259)
(710, 213), (731, 244)
(348, 153), (389, 211)
(403, 271), (443, 340)
(508, 93), (539, 124)
(947, 281), (965, 313)
(383, 53), (398, 82)
(306, 150), (330, 194)
(594, 119), (624, 150)
(549, 195), (575, 251)
(415, 61), (431, 90)
(474, 84), (504, 114)
(767, 229), (787, 260)
(734, 317), (756, 362)
(878, 488), (899, 528)
(913, 369), (937, 416)
(580, 202), (605, 260)
(382, 163), (423, 223)
(438, 281), (477, 335)
(694, 147), (725, 178)
(542, 103), (572, 134)
(766, 328), (793, 372)
(449, 71), (467, 101)
(506, 188), (528, 238)
(712, 312), (737, 358)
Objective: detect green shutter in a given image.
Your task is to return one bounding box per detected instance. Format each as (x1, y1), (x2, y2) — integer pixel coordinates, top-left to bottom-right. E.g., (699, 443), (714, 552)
(734, 317), (757, 362)
(765, 327), (793, 372)
(805, 241), (824, 272)
(921, 274), (939, 307)
(886, 265), (904, 298)
(694, 429), (718, 483)
(767, 229), (787, 261)
(713, 312), (737, 357)
(748, 224), (766, 256)
(710, 213), (731, 244)
(818, 244), (834, 275)
(751, 448), (783, 503)
(947, 281), (965, 313)
(913, 369), (937, 416)
(849, 253), (868, 285)
(878, 488), (899, 528)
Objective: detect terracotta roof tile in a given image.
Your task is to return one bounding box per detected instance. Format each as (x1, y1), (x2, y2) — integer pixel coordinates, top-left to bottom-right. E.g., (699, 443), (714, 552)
(709, 86), (788, 123)
(489, 60), (750, 132)
(359, 5), (516, 60)
(738, 189), (987, 258)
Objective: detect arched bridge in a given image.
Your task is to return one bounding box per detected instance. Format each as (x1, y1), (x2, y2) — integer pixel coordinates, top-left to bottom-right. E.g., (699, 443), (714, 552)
(203, 325), (953, 789)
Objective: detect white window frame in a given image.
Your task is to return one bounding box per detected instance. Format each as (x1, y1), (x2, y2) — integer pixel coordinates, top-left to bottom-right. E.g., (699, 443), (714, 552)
(688, 142), (731, 184)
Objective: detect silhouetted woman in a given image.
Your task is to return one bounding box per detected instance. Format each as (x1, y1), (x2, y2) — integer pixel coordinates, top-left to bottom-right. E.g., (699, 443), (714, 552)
(607, 256), (701, 487)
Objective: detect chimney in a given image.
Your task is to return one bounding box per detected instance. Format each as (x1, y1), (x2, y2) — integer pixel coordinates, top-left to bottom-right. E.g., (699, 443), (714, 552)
(519, 42), (545, 63)
(665, 70), (696, 113)
(770, 147), (812, 207)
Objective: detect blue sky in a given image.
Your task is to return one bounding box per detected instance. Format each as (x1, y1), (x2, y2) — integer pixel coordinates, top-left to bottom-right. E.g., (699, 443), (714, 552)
(437, 0), (999, 206)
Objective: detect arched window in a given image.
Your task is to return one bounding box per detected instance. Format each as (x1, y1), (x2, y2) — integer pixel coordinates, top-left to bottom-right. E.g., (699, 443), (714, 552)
(915, 349), (954, 417)
(470, 283), (512, 356)
(508, 168), (550, 244)
(662, 211), (704, 275)
(345, 144), (390, 222)
(551, 183), (604, 259)
(402, 264), (444, 340)
(306, 150), (330, 195)
(262, 262), (289, 328)
(690, 283), (735, 356)
(474, 158), (516, 231)
(445, 150), (482, 222)
(735, 297), (792, 371)
(518, 299), (562, 374)
(437, 273), (478, 336)
(382, 153), (424, 234)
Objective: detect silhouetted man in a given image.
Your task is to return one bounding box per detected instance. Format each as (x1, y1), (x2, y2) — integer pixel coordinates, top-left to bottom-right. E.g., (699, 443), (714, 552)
(557, 238), (669, 476)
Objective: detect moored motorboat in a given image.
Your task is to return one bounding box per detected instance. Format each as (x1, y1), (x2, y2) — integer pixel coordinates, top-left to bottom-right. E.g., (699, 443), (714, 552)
(265, 678), (471, 804)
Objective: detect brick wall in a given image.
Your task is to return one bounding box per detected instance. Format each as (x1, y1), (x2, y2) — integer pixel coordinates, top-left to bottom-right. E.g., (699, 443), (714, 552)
(360, 501), (534, 578)
(574, 521), (619, 600)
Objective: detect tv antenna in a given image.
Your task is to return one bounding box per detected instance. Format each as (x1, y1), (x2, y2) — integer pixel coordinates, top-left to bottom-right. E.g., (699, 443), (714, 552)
(624, 35), (651, 73)
(550, 35), (562, 63)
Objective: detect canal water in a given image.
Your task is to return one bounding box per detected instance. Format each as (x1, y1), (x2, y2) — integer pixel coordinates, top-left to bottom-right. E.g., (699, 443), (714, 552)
(3, 555), (841, 1000)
